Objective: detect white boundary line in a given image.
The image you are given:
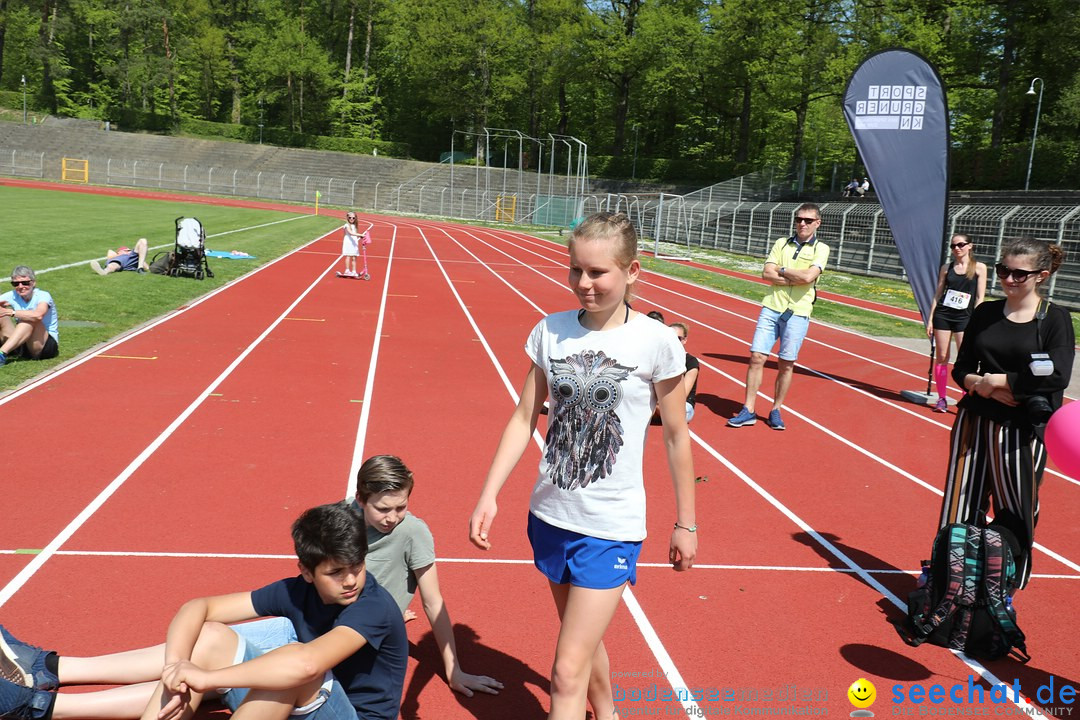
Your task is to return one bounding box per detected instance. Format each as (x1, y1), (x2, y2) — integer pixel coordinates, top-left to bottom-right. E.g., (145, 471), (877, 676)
(6, 550), (1076, 580)
(344, 225), (398, 501)
(0, 251), (342, 609)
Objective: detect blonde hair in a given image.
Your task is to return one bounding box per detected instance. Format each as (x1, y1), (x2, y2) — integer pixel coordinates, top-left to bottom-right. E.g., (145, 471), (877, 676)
(670, 322), (688, 339)
(569, 212), (639, 302)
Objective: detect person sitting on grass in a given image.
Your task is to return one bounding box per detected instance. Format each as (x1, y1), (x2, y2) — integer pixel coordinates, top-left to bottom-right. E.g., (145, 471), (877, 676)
(90, 239), (150, 276)
(352, 454), (503, 698)
(0, 266), (59, 368)
(0, 501), (408, 720)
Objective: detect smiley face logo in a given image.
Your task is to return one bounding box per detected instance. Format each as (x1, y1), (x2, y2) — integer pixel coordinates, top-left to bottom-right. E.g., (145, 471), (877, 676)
(848, 678), (877, 709)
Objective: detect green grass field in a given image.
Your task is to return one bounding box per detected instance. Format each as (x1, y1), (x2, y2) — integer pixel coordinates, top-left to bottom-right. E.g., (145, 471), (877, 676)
(1, 185), (342, 389)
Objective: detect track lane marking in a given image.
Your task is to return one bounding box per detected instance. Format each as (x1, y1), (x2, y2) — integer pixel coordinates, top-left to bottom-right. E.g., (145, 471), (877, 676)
(0, 233), (344, 609)
(343, 226), (398, 501)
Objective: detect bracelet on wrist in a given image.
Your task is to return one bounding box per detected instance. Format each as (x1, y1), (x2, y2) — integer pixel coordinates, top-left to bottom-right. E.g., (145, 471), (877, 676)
(674, 522), (697, 533)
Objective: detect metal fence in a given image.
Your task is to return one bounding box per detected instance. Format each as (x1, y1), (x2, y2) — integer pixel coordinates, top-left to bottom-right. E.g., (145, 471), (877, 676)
(0, 147), (586, 227)
(587, 193), (1080, 309)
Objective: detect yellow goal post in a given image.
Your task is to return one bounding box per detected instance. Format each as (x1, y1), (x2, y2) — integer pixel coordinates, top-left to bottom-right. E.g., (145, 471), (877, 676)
(62, 158), (89, 183)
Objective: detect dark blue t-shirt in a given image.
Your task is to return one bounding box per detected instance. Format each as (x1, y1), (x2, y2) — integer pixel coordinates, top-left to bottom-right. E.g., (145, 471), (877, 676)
(250, 572), (407, 720)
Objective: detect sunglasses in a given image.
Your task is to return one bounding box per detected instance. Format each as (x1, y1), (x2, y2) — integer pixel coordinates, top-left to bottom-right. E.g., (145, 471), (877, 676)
(795, 217), (818, 224)
(950, 242), (970, 250)
(994, 263), (1041, 282)
(10, 280), (32, 287)
(676, 335), (687, 342)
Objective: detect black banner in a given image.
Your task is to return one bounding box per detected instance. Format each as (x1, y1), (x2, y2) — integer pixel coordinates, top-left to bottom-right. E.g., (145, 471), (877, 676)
(843, 48), (950, 325)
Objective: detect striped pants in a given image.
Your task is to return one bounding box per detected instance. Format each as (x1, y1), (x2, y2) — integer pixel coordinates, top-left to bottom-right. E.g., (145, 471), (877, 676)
(938, 407), (1046, 588)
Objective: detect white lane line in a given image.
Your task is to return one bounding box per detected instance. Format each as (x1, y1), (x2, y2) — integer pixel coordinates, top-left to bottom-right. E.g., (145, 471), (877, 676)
(0, 227), (341, 407)
(0, 252), (342, 610)
(344, 225), (398, 501)
(36, 215), (317, 274)
(415, 222), (702, 719)
(7, 550), (1076, 580)
(688, 428), (1035, 709)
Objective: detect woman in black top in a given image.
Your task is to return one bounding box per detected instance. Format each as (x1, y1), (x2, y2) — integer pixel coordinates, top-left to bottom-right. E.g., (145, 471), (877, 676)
(939, 237), (1074, 588)
(926, 234), (987, 413)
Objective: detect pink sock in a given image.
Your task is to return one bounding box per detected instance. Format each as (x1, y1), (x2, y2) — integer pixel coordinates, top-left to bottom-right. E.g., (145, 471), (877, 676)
(934, 363), (949, 399)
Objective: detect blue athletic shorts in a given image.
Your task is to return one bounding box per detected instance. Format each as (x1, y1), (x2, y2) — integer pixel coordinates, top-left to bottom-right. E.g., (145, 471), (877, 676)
(527, 513), (642, 589)
(749, 306), (811, 361)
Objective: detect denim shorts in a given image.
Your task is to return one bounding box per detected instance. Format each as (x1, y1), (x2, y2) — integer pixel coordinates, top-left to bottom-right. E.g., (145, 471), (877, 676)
(527, 513), (642, 589)
(749, 306), (811, 361)
(223, 620), (354, 720)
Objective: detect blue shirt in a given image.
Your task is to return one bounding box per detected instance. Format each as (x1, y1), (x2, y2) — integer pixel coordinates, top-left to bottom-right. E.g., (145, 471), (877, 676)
(250, 573), (407, 720)
(1, 287), (58, 341)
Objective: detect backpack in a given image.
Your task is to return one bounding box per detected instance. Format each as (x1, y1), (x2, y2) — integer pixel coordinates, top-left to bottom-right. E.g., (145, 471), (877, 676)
(149, 251), (175, 275)
(899, 523), (1028, 661)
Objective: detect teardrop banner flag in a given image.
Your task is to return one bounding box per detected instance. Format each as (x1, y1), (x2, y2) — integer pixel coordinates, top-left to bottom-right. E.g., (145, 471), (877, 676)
(842, 48), (950, 325)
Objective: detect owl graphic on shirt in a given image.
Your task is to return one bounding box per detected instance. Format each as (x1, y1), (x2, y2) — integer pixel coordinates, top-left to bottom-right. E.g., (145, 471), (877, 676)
(545, 349), (636, 491)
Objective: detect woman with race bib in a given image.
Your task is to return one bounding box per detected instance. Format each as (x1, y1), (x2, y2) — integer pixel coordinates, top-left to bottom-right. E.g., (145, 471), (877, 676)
(926, 234), (987, 413)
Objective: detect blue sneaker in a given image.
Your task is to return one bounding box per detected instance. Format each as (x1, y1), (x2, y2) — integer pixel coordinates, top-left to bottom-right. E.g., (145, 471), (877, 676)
(0, 677), (53, 720)
(727, 406), (757, 427)
(0, 352), (6, 367)
(767, 409), (786, 431)
(0, 627), (57, 691)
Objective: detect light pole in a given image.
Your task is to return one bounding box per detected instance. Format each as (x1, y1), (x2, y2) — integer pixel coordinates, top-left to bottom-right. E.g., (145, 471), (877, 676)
(631, 124), (639, 181)
(21, 75), (27, 124)
(1024, 77), (1043, 191)
(258, 98), (264, 145)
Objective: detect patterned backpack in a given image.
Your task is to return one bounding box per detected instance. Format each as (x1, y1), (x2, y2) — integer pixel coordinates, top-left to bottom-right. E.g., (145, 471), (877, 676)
(900, 523), (1028, 661)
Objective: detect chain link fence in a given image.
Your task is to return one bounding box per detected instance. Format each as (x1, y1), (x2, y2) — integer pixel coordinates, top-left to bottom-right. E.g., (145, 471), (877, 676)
(588, 194), (1080, 309)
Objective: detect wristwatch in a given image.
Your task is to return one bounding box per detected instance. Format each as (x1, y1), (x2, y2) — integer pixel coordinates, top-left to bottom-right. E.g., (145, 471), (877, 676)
(779, 267), (787, 277)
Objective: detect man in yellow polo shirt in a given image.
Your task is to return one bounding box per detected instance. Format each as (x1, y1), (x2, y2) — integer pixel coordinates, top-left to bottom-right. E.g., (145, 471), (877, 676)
(728, 202), (830, 430)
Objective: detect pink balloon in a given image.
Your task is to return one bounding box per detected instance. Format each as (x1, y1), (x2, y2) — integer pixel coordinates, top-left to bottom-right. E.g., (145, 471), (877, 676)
(1045, 401), (1080, 479)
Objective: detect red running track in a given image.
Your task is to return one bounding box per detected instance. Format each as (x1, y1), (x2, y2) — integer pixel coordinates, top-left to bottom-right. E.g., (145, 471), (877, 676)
(1, 205), (1078, 719)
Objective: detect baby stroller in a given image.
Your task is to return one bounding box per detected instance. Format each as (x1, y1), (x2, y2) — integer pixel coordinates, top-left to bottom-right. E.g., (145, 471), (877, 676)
(171, 217), (214, 280)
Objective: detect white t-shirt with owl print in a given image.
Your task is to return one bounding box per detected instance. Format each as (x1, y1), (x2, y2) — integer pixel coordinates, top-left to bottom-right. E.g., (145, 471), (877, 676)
(525, 310), (686, 542)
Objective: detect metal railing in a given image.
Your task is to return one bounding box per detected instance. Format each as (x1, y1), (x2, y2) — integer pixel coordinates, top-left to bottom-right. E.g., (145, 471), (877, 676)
(0, 147), (588, 227)
(589, 194), (1080, 309)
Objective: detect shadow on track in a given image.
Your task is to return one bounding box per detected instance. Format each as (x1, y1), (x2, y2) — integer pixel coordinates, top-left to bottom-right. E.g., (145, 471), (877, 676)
(401, 623), (548, 719)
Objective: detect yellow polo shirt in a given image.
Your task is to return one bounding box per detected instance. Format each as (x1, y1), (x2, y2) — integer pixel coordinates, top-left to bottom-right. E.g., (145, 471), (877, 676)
(761, 235), (830, 317)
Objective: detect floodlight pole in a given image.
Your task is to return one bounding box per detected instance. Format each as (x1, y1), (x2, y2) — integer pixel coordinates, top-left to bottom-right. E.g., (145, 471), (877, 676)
(631, 125), (639, 180)
(1024, 77), (1043, 191)
(22, 75), (27, 124)
(258, 98), (264, 145)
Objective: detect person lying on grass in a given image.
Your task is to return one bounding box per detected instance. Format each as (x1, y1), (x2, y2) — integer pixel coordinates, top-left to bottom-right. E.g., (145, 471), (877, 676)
(0, 501), (407, 720)
(352, 454), (503, 698)
(89, 238), (150, 276)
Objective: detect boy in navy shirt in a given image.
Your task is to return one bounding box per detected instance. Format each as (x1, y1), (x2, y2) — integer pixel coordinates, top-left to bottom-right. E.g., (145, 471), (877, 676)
(0, 502), (407, 720)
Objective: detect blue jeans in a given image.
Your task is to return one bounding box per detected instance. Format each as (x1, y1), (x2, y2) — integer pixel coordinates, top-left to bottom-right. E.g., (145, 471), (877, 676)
(749, 306), (810, 361)
(222, 619), (356, 720)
